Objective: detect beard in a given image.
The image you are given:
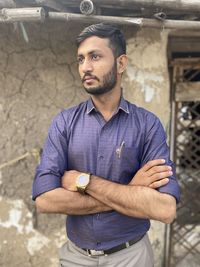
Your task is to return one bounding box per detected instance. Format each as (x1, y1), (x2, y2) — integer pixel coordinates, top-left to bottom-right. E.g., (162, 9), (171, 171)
(82, 61), (117, 95)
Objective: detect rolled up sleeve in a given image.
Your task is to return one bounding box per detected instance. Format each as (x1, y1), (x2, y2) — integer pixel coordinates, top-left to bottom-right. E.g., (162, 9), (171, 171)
(32, 112), (68, 200)
(141, 114), (180, 203)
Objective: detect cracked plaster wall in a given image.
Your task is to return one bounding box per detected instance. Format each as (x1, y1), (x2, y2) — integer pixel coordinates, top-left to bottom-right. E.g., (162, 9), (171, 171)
(0, 22), (170, 267)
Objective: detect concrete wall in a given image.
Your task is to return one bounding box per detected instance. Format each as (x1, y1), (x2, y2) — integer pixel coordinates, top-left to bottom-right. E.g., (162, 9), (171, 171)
(0, 21), (170, 267)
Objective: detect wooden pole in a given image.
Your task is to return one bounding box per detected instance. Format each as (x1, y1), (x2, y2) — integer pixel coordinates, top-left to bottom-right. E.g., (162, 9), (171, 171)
(48, 12), (141, 26)
(48, 12), (200, 31)
(92, 0), (200, 12)
(1, 8), (200, 31)
(0, 7), (46, 22)
(1, 0), (200, 13)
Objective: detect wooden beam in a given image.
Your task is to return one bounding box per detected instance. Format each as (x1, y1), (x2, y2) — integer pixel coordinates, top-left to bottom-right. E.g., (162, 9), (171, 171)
(48, 12), (200, 31)
(172, 58), (200, 67)
(176, 82), (200, 101)
(0, 0), (72, 12)
(92, 0), (200, 12)
(1, 0), (200, 14)
(169, 37), (200, 53)
(48, 12), (142, 25)
(0, 7), (46, 22)
(1, 9), (200, 31)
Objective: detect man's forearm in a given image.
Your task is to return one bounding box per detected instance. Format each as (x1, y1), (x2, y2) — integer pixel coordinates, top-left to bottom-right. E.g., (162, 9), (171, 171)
(86, 175), (176, 223)
(36, 188), (112, 215)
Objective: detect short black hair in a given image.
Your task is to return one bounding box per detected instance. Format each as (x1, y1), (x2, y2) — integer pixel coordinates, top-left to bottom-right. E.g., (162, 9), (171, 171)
(76, 23), (126, 58)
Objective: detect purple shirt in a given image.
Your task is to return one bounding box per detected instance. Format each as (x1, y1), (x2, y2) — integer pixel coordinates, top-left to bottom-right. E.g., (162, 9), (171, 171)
(32, 96), (180, 250)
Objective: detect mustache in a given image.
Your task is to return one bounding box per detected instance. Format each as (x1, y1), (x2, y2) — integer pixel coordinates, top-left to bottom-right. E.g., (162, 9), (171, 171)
(81, 73), (100, 83)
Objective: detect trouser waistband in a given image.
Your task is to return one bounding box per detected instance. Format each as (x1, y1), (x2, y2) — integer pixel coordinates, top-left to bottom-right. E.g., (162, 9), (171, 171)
(82, 235), (145, 256)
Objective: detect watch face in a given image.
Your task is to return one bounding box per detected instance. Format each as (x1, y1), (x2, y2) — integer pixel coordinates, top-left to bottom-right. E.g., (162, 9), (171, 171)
(78, 174), (89, 186)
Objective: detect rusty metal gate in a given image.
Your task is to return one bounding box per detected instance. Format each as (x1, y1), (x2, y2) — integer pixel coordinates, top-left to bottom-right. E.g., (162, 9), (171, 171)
(165, 58), (200, 266)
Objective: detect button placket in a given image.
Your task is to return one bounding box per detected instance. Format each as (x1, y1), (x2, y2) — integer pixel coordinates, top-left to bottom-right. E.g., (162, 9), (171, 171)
(96, 126), (108, 176)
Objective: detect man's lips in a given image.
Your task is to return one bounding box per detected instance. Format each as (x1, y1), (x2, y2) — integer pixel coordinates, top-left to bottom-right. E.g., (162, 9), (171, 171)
(84, 77), (95, 82)
(82, 75), (99, 83)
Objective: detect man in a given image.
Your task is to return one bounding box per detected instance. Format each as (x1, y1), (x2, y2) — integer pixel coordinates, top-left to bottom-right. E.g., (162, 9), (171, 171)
(32, 23), (180, 267)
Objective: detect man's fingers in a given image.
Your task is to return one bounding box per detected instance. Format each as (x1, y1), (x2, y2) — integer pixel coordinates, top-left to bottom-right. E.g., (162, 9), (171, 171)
(149, 170), (173, 183)
(148, 165), (172, 177)
(149, 178), (169, 189)
(142, 159), (166, 171)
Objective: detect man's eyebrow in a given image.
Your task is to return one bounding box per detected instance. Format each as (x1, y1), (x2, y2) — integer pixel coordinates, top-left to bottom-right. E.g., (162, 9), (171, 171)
(77, 49), (102, 57)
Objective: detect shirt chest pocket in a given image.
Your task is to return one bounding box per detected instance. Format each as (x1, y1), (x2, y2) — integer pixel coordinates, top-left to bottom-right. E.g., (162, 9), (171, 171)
(112, 146), (140, 184)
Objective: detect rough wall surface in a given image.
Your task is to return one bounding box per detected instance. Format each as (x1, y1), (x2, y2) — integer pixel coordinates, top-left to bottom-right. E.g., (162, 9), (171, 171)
(124, 28), (170, 267)
(0, 22), (170, 267)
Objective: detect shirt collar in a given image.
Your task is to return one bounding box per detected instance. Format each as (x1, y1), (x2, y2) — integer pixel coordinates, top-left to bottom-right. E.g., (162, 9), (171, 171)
(86, 96), (129, 115)
(118, 96), (130, 114)
(86, 98), (97, 114)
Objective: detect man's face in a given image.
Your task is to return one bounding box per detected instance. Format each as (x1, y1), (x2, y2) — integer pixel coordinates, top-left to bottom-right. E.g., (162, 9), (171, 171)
(77, 36), (118, 95)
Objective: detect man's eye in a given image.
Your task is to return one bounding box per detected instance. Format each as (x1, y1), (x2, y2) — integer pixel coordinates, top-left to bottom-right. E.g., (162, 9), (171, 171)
(92, 54), (100, 60)
(77, 57), (84, 64)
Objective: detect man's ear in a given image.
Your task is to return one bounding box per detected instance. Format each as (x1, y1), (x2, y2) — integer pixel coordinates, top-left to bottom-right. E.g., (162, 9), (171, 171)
(117, 55), (128, 74)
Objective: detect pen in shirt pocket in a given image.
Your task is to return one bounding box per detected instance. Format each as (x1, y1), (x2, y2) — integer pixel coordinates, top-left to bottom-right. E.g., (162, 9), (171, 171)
(116, 141), (125, 158)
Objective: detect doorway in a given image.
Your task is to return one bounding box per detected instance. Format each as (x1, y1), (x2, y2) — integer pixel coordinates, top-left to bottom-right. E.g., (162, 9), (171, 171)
(165, 37), (200, 267)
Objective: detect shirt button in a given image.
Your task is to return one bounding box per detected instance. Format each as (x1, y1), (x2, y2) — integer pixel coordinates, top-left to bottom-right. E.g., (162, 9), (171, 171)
(99, 155), (104, 160)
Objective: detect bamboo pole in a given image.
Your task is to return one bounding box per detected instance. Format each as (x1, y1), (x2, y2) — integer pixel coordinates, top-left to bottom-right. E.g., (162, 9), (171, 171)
(1, 8), (200, 31)
(0, 148), (41, 170)
(48, 12), (142, 26)
(0, 7), (46, 22)
(48, 12), (200, 31)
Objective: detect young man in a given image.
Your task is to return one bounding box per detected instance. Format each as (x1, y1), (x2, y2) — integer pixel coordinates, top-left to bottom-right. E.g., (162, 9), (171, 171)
(32, 23), (180, 267)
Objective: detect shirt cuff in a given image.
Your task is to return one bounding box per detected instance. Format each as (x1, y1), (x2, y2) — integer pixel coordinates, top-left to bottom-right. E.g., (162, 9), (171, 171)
(158, 178), (180, 203)
(32, 174), (61, 200)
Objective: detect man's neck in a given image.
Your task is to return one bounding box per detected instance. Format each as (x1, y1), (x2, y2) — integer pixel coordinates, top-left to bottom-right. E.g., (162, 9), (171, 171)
(91, 86), (122, 122)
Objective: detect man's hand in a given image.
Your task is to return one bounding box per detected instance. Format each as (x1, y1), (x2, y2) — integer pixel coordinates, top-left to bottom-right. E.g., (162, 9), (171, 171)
(62, 170), (81, 191)
(130, 159), (172, 189)
(62, 159), (172, 192)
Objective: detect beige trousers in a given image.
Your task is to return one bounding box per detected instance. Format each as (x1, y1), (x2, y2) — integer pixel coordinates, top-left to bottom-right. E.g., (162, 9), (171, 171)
(58, 235), (154, 267)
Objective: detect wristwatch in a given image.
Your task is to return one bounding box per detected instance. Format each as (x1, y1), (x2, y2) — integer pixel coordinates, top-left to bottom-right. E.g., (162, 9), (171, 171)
(76, 173), (91, 194)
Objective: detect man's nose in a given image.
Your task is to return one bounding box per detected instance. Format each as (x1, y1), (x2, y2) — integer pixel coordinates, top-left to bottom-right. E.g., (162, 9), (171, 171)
(81, 59), (93, 73)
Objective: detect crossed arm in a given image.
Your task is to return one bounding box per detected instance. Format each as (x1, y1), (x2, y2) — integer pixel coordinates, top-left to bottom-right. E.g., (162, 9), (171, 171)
(36, 159), (176, 223)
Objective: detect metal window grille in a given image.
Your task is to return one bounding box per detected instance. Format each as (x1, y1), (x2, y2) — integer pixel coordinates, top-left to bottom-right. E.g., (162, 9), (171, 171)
(168, 58), (200, 267)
